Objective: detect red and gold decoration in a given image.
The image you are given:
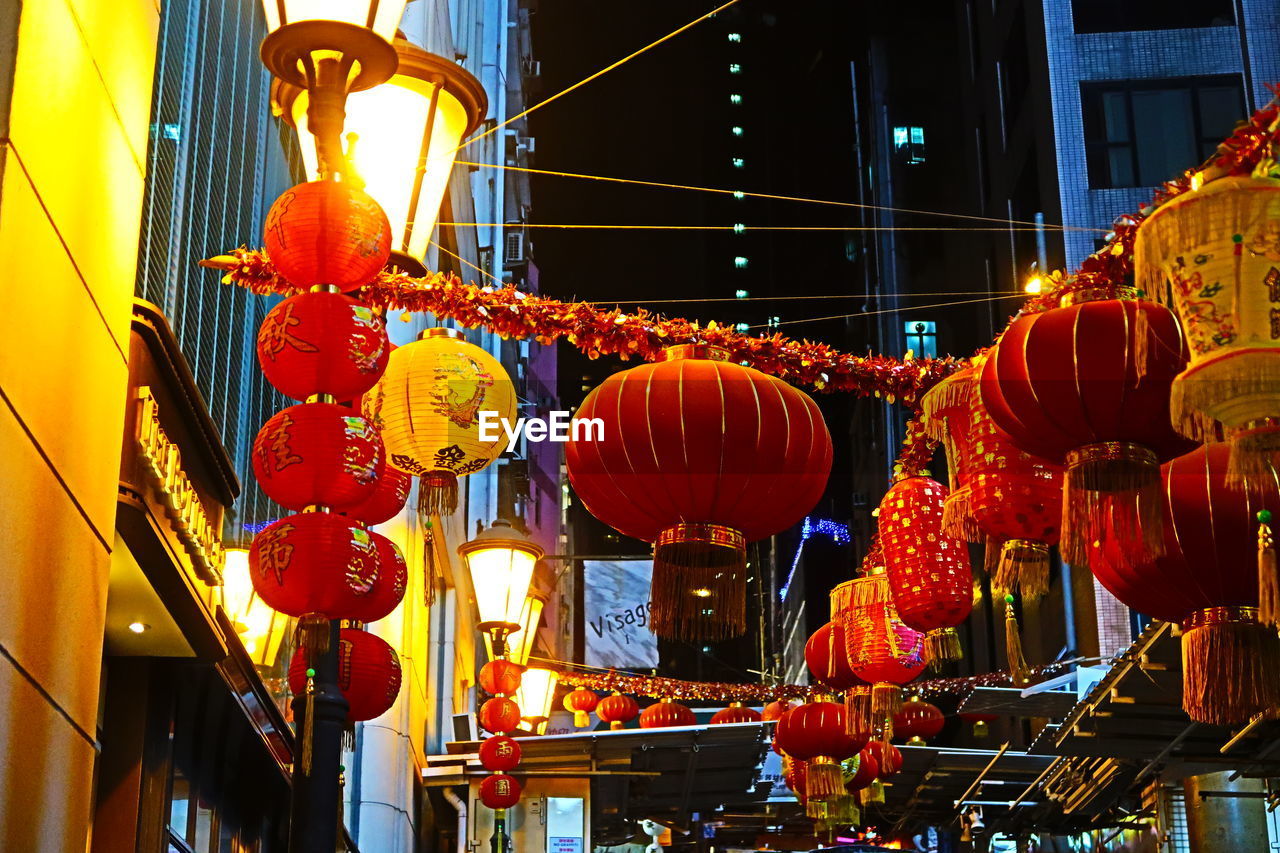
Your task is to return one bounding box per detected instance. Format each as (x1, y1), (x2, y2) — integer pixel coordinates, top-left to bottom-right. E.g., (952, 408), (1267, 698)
(263, 181), (392, 293)
(251, 402), (383, 511)
(566, 343), (832, 642)
(478, 735), (522, 773)
(774, 699), (862, 802)
(563, 687), (600, 728)
(892, 695), (945, 746)
(639, 697), (696, 729)
(256, 290), (390, 401)
(478, 773), (522, 810)
(1089, 442), (1280, 726)
(340, 465), (411, 526)
(877, 476), (973, 665)
(348, 531), (407, 623)
(596, 692), (640, 730)
(287, 627), (402, 722)
(364, 328), (515, 515)
(479, 696), (522, 735)
(479, 659), (525, 697)
(710, 702), (763, 724)
(762, 698), (795, 721)
(845, 747), (879, 793)
(920, 364), (983, 539)
(864, 739), (902, 777)
(804, 620), (870, 742)
(1136, 174), (1280, 481)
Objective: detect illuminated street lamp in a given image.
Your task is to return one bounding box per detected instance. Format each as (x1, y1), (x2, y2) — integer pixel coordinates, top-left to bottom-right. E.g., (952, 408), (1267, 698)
(484, 589), (547, 666)
(459, 520), (542, 658)
(515, 667), (559, 735)
(275, 36), (487, 274)
(221, 548), (292, 667)
(259, 0), (410, 178)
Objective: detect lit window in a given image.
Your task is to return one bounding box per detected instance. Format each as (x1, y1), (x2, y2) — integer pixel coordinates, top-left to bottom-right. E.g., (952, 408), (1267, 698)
(729, 63), (742, 74)
(735, 289), (749, 299)
(728, 32), (741, 42)
(735, 322), (750, 332)
(729, 94), (742, 105)
(163, 123), (182, 141)
(904, 320), (937, 358)
(767, 316), (781, 329)
(732, 191), (745, 200)
(732, 223), (745, 234)
(731, 157), (745, 169)
(733, 256), (749, 269)
(892, 126), (926, 165)
(731, 126), (744, 137)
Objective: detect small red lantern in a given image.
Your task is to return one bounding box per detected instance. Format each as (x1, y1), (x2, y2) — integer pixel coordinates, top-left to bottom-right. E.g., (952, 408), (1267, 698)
(774, 700), (861, 801)
(878, 476), (973, 665)
(478, 773), (522, 810)
(341, 465), (411, 526)
(864, 740), (903, 777)
(639, 698), (696, 729)
(566, 344), (832, 641)
(563, 688), (600, 727)
(782, 754), (807, 806)
(479, 660), (524, 697)
(845, 747), (879, 793)
(478, 735), (522, 772)
(288, 628), (401, 722)
(479, 697), (522, 735)
(596, 693), (640, 730)
(710, 702), (763, 724)
(892, 695), (945, 745)
(251, 402), (383, 511)
(256, 290), (390, 401)
(804, 621), (861, 692)
(263, 181), (392, 292)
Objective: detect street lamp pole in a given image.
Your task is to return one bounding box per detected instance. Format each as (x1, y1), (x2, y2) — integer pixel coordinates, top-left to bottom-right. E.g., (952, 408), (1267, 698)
(288, 619), (349, 853)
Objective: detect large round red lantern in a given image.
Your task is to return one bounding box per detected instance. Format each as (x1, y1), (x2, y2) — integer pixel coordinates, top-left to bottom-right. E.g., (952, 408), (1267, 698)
(834, 574), (926, 740)
(288, 628), (401, 722)
(563, 688), (600, 727)
(892, 695), (945, 745)
(256, 291), (390, 401)
(596, 693), (640, 730)
(341, 465), (411, 526)
(479, 697), (522, 735)
(980, 294), (1193, 567)
(1089, 443), (1280, 726)
(251, 402), (383, 511)
(479, 660), (524, 697)
(263, 181), (392, 292)
(845, 747), (879, 793)
(479, 773), (522, 810)
(805, 620), (871, 742)
(878, 476), (973, 665)
(774, 700), (861, 801)
(565, 344), (832, 641)
(639, 698), (696, 729)
(710, 702), (763, 724)
(478, 736), (522, 772)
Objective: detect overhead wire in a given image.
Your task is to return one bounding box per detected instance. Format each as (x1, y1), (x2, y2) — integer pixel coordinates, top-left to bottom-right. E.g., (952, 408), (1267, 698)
(437, 222), (1075, 232)
(746, 294), (1024, 329)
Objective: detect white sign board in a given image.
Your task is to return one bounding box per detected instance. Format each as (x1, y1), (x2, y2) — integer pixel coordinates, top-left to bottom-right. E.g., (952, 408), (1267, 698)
(583, 560), (659, 670)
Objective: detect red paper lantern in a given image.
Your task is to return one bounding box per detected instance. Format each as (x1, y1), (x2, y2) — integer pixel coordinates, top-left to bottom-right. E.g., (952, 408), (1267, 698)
(341, 465), (411, 526)
(782, 754), (808, 805)
(596, 693), (640, 730)
(920, 363), (984, 540)
(845, 747), (879, 793)
(804, 621), (861, 692)
(1088, 443), (1280, 726)
(479, 697), (522, 735)
(710, 703), (763, 724)
(566, 344), (832, 641)
(892, 695), (945, 745)
(479, 660), (524, 697)
(256, 291), (390, 401)
(980, 295), (1193, 567)
(864, 740), (902, 777)
(563, 688), (600, 727)
(878, 476), (973, 665)
(478, 773), (522, 810)
(762, 699), (794, 722)
(478, 735), (522, 772)
(252, 402), (383, 511)
(346, 530), (406, 623)
(288, 628), (401, 722)
(639, 698), (696, 729)
(263, 181), (392, 292)
(775, 700), (861, 801)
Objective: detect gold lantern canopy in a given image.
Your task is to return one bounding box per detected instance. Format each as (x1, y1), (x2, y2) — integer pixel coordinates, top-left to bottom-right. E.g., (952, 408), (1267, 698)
(274, 36), (487, 274)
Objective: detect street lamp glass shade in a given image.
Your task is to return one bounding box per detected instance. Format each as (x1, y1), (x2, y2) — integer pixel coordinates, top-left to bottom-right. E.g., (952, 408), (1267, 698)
(459, 520), (542, 635)
(488, 591), (546, 667)
(516, 667), (558, 728)
(280, 40), (487, 267)
(221, 548), (291, 667)
(262, 0), (408, 41)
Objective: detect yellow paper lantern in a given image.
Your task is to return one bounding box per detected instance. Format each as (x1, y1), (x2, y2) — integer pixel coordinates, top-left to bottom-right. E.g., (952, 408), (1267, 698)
(364, 328), (515, 513)
(1136, 175), (1280, 480)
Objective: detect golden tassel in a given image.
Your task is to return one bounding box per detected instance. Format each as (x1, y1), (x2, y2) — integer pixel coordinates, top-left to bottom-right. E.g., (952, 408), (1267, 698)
(870, 683), (900, 740)
(924, 627), (963, 668)
(805, 757), (845, 801)
(805, 799), (828, 820)
(574, 710), (589, 728)
(1181, 607), (1280, 726)
(859, 779), (885, 806)
(421, 515), (438, 608)
(845, 685), (872, 739)
(1004, 595), (1030, 687)
(419, 470), (459, 516)
(1061, 442), (1164, 568)
(983, 537), (1004, 578)
(336, 765), (346, 851)
(1258, 511), (1279, 628)
(297, 614), (331, 668)
(995, 539), (1051, 600)
(650, 523), (747, 641)
(300, 672), (316, 776)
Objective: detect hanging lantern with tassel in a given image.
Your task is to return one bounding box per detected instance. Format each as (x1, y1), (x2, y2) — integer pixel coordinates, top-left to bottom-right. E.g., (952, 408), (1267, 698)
(892, 695), (945, 746)
(980, 290), (1193, 568)
(1135, 173), (1280, 483)
(920, 363), (984, 541)
(287, 627), (401, 722)
(864, 740), (902, 778)
(804, 619), (870, 743)
(364, 328), (515, 516)
(877, 476), (973, 666)
(774, 698), (861, 805)
(596, 692), (640, 730)
(565, 344), (832, 642)
(563, 688), (599, 728)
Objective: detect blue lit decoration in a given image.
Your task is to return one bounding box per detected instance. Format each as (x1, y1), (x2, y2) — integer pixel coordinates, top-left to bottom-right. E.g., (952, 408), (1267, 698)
(779, 517), (851, 602)
(242, 519), (279, 536)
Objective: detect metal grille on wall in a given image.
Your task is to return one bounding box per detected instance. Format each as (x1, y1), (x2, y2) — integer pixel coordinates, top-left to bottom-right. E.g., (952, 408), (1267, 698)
(136, 0), (304, 537)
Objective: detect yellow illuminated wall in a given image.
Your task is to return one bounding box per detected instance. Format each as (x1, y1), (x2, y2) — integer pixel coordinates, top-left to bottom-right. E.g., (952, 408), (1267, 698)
(0, 0), (158, 847)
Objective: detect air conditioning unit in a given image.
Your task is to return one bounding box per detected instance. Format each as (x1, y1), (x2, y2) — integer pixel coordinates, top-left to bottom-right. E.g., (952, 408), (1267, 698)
(504, 230), (526, 266)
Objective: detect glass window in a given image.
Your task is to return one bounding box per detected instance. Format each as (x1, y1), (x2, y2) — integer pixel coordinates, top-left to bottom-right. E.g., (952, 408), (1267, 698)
(734, 289), (749, 298)
(892, 126), (926, 164)
(1072, 0), (1234, 33)
(727, 32), (741, 42)
(733, 256), (749, 269)
(731, 157), (744, 169)
(729, 94), (742, 105)
(728, 63), (742, 74)
(731, 126), (743, 136)
(904, 320), (937, 358)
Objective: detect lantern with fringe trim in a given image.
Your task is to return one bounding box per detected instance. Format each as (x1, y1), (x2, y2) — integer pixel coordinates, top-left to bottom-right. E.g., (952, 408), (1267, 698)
(363, 328), (515, 516)
(878, 477), (972, 666)
(782, 753), (808, 810)
(256, 290), (390, 401)
(892, 695), (945, 745)
(563, 688), (600, 727)
(1089, 442), (1280, 726)
(833, 575), (926, 741)
(980, 293), (1193, 568)
(479, 735), (522, 772)
(1136, 175), (1280, 484)
(921, 363), (984, 540)
(565, 344), (832, 642)
(864, 739), (902, 777)
(596, 692), (640, 730)
(639, 698), (696, 729)
(774, 699), (860, 803)
(251, 402), (383, 511)
(805, 620), (871, 742)
(287, 627), (401, 722)
(479, 773), (522, 810)
(711, 702), (763, 724)
(263, 180), (392, 293)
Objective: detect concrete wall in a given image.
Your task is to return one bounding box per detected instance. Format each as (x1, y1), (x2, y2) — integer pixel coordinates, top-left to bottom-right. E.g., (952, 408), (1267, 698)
(0, 0), (159, 848)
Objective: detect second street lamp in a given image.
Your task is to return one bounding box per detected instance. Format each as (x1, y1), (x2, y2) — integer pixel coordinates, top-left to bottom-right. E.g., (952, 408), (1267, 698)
(459, 520), (543, 659)
(485, 589), (547, 667)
